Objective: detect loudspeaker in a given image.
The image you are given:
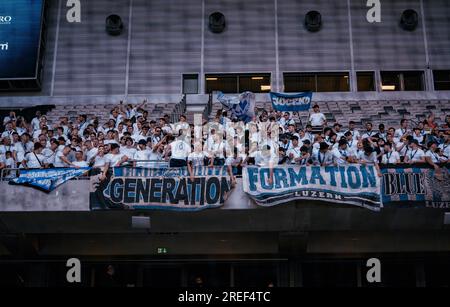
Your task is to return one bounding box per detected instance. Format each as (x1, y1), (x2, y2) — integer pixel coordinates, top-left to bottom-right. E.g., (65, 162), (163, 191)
(400, 9), (419, 31)
(209, 12), (226, 33)
(106, 14), (124, 36)
(305, 11), (322, 32)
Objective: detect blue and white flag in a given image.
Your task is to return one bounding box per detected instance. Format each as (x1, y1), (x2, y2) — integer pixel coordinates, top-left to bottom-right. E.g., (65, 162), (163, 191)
(11, 167), (90, 192)
(270, 92), (312, 112)
(217, 91), (255, 123)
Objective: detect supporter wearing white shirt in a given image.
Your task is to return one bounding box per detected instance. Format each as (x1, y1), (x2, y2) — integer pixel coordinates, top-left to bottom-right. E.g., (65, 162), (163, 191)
(312, 142), (333, 166)
(15, 134), (34, 164)
(332, 139), (355, 165)
(3, 111), (16, 126)
(188, 143), (210, 168)
(438, 137), (450, 158)
(23, 143), (46, 169)
(357, 147), (378, 164)
(72, 151), (89, 168)
(381, 143), (401, 164)
(286, 137), (302, 164)
(92, 146), (107, 168)
(0, 137), (15, 158)
(168, 137), (191, 167)
(309, 105), (327, 127)
(412, 128), (424, 144)
(404, 140), (425, 164)
(120, 138), (137, 160)
(394, 119), (410, 139)
(425, 142), (441, 164)
(253, 145), (278, 168)
(105, 143), (128, 167)
(42, 140), (59, 166)
(54, 146), (74, 168)
(357, 146), (382, 177)
(133, 140), (152, 168)
(345, 121), (360, 141)
(333, 123), (344, 140)
(361, 123), (376, 140)
(31, 111), (41, 132)
(85, 141), (98, 162)
(344, 132), (358, 152)
(3, 152), (15, 169)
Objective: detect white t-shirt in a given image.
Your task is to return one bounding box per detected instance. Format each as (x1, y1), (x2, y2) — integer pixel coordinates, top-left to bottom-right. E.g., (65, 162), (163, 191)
(120, 147), (137, 160)
(382, 151), (400, 164)
(405, 148), (425, 162)
(72, 160), (89, 167)
(287, 146), (302, 164)
(332, 147), (352, 165)
(0, 144), (15, 155)
(105, 153), (126, 167)
(312, 151), (333, 166)
(170, 140), (191, 160)
(425, 150), (440, 163)
(394, 128), (410, 139)
(25, 152), (45, 169)
(361, 131), (376, 140)
(93, 155), (107, 168)
(309, 113), (326, 126)
(253, 151), (278, 167)
(188, 151), (209, 167)
(86, 148), (98, 162)
(357, 151), (378, 164)
(54, 151), (70, 167)
(42, 148), (56, 165)
(134, 149), (151, 167)
(4, 157), (15, 168)
(438, 143), (450, 158)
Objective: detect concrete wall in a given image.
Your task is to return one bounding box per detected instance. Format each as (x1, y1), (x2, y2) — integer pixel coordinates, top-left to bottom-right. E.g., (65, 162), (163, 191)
(1, 0), (449, 104)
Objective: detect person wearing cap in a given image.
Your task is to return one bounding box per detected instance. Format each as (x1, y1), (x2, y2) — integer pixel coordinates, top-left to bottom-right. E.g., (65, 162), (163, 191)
(404, 139), (425, 164)
(381, 142), (400, 164)
(308, 105), (327, 133)
(312, 142), (333, 166)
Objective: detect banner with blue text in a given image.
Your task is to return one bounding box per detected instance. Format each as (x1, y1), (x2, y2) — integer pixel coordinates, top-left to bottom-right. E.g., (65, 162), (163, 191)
(270, 92), (313, 112)
(381, 166), (450, 209)
(217, 91), (256, 123)
(242, 165), (381, 211)
(10, 167), (90, 192)
(90, 166), (232, 211)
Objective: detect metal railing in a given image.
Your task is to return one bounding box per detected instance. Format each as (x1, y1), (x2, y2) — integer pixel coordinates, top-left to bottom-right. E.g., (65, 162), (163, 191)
(203, 93), (213, 120)
(171, 94), (187, 123)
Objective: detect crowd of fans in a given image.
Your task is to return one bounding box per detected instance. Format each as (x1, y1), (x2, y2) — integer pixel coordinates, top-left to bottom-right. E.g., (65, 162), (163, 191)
(0, 100), (449, 180)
